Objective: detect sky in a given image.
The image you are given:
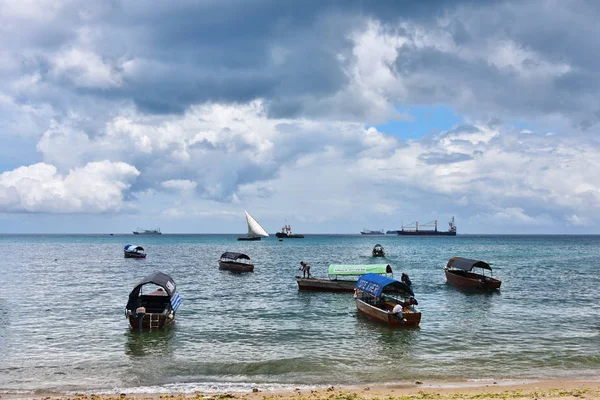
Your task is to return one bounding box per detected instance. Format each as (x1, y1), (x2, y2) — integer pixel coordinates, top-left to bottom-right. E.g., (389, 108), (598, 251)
(1, 0), (600, 234)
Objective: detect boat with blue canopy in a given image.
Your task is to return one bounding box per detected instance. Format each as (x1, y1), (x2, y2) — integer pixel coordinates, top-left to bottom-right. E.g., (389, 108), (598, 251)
(124, 244), (146, 258)
(125, 271), (181, 330)
(296, 264), (393, 291)
(354, 273), (421, 327)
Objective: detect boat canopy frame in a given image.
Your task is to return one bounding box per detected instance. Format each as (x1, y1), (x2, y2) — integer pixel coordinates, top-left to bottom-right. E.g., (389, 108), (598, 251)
(446, 257), (492, 272)
(220, 252), (251, 262)
(126, 271), (180, 313)
(355, 273), (414, 298)
(124, 244), (145, 252)
(328, 264), (392, 277)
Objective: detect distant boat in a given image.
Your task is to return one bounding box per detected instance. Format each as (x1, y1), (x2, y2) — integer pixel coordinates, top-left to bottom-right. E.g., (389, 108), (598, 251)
(237, 210), (269, 241)
(396, 217), (457, 236)
(372, 244), (385, 257)
(218, 252), (254, 272)
(275, 224), (304, 238)
(133, 227), (162, 235)
(360, 229), (384, 235)
(124, 244), (147, 259)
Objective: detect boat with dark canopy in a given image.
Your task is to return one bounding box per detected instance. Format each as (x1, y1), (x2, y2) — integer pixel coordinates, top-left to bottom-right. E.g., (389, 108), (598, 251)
(444, 257), (501, 291)
(218, 252), (254, 272)
(124, 244), (147, 258)
(354, 273), (421, 327)
(372, 244), (385, 257)
(296, 264), (393, 291)
(125, 271), (181, 330)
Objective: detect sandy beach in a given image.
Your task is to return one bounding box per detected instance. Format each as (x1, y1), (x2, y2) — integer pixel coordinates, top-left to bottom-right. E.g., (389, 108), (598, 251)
(4, 380), (600, 400)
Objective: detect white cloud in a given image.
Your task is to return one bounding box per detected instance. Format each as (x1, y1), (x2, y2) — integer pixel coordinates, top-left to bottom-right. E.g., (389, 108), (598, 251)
(51, 48), (122, 88)
(0, 161), (139, 213)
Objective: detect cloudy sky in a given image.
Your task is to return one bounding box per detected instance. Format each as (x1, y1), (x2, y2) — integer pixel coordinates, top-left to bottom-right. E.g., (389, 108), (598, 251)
(1, 0), (599, 234)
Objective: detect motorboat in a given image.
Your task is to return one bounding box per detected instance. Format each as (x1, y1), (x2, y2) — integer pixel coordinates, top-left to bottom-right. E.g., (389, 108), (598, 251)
(296, 264), (393, 291)
(372, 244), (385, 257)
(444, 257), (501, 291)
(218, 252), (254, 272)
(125, 271), (181, 330)
(354, 273), (421, 327)
(124, 244), (146, 258)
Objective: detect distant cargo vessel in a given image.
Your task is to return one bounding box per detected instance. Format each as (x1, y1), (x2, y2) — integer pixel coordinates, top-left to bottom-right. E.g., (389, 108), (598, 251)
(360, 229), (385, 235)
(133, 227), (162, 235)
(397, 217), (457, 236)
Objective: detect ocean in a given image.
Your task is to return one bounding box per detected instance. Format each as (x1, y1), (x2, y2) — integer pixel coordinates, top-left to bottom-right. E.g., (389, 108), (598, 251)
(1, 234), (599, 394)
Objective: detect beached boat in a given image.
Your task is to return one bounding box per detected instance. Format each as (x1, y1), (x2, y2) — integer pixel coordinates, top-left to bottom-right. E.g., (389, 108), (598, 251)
(275, 224), (304, 238)
(444, 257), (501, 291)
(124, 244), (147, 258)
(125, 271), (181, 330)
(218, 252), (254, 272)
(360, 229), (384, 235)
(354, 273), (421, 327)
(238, 210), (269, 241)
(133, 227), (161, 235)
(372, 244), (385, 257)
(296, 264), (393, 291)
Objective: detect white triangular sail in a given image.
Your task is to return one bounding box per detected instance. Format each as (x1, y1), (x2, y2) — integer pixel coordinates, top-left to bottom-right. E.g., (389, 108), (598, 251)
(245, 210), (269, 238)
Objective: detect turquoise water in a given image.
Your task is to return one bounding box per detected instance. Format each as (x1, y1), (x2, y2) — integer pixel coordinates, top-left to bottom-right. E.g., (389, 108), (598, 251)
(1, 234), (600, 394)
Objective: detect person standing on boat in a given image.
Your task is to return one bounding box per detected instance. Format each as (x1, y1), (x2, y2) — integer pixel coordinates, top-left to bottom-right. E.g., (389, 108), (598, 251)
(299, 261), (311, 278)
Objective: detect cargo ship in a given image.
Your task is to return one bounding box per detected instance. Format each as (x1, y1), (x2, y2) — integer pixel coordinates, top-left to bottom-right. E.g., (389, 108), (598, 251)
(397, 217), (457, 236)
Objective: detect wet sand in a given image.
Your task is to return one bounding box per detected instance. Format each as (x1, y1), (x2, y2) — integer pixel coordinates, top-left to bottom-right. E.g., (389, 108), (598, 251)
(4, 380), (600, 400)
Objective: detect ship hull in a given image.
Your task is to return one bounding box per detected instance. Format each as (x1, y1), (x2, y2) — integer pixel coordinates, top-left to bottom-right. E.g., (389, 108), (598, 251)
(295, 277), (356, 292)
(275, 232), (304, 238)
(219, 260), (254, 272)
(237, 236), (261, 241)
(397, 231), (456, 236)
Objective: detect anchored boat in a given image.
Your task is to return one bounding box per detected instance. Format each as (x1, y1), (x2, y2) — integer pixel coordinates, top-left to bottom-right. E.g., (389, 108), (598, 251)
(444, 257), (501, 291)
(125, 271), (181, 330)
(354, 273), (421, 327)
(133, 227), (161, 235)
(296, 264), (393, 292)
(275, 224), (304, 238)
(218, 252), (254, 272)
(396, 216), (457, 236)
(372, 244), (385, 257)
(124, 244), (147, 258)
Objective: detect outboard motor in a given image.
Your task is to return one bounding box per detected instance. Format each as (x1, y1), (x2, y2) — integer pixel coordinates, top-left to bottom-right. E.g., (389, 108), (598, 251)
(135, 306), (146, 331)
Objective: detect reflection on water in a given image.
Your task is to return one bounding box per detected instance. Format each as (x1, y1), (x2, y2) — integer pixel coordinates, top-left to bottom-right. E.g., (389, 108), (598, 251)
(125, 326), (176, 357)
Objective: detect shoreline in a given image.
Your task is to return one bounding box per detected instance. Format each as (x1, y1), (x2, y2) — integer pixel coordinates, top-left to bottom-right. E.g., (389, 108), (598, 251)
(3, 379), (600, 400)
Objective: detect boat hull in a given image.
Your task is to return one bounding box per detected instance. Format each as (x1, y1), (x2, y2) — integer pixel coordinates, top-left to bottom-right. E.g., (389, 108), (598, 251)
(127, 313), (174, 329)
(397, 230), (456, 236)
(355, 298), (421, 327)
(275, 232), (305, 238)
(219, 260), (254, 272)
(237, 237), (261, 241)
(445, 269), (501, 290)
(295, 277), (357, 291)
(124, 252), (146, 258)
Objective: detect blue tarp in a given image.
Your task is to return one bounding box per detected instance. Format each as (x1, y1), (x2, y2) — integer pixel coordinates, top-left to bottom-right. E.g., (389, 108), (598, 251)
(355, 273), (414, 297)
(124, 244), (144, 252)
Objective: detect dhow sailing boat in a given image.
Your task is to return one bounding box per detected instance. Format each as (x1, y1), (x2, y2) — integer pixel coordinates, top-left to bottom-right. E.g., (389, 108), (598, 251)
(237, 210), (269, 241)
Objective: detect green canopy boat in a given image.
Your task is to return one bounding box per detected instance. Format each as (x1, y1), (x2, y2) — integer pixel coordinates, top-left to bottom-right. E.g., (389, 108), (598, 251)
(296, 264), (393, 292)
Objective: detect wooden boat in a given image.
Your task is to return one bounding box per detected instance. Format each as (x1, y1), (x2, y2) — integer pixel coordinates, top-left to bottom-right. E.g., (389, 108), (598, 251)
(296, 264), (393, 292)
(218, 252), (254, 272)
(124, 244), (147, 258)
(445, 257), (501, 291)
(354, 273), (421, 327)
(237, 210), (269, 241)
(372, 244), (385, 257)
(125, 271), (181, 330)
